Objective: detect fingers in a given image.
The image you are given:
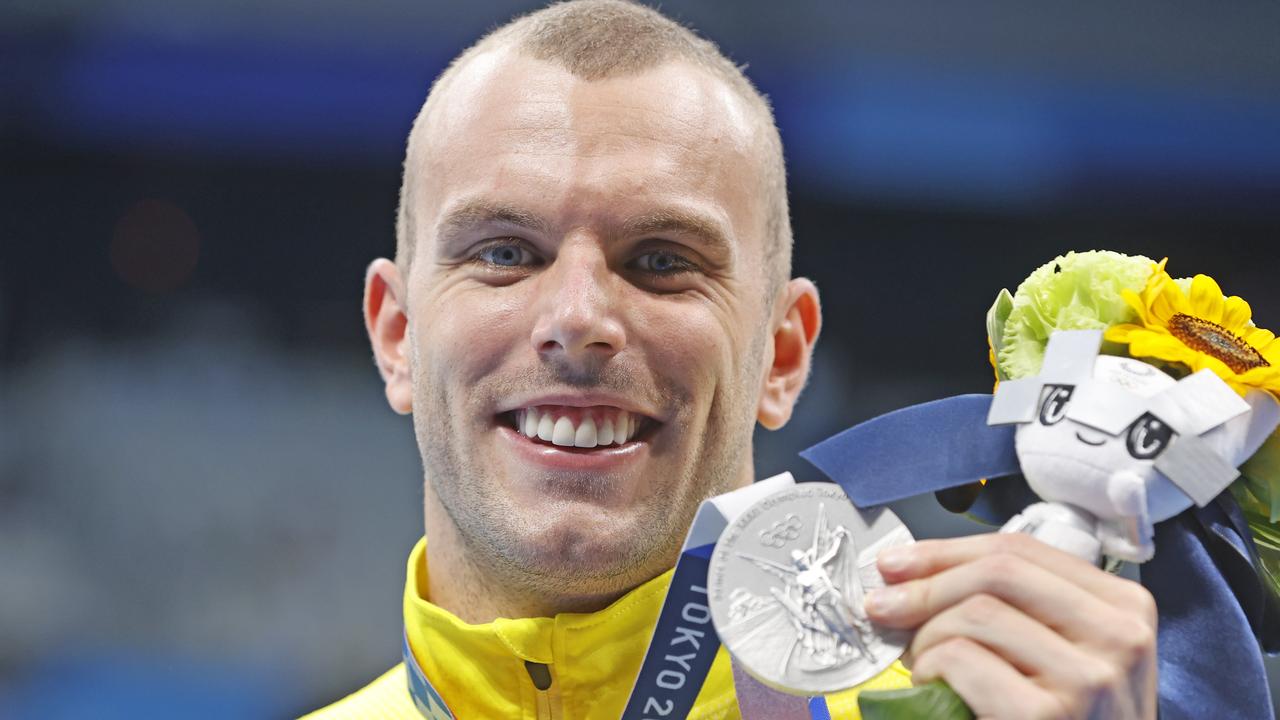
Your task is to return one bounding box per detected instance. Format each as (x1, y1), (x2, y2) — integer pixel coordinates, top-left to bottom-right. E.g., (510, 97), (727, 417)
(910, 637), (1067, 720)
(906, 595), (1155, 720)
(869, 533), (1160, 720)
(866, 548), (1118, 643)
(907, 593), (1084, 679)
(876, 533), (1157, 629)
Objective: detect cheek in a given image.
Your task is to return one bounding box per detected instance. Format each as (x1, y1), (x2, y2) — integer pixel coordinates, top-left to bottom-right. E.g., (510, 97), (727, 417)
(414, 288), (530, 387)
(633, 298), (745, 391)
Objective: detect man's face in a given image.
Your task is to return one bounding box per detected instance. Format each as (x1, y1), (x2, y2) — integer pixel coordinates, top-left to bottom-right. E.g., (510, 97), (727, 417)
(402, 49), (777, 595)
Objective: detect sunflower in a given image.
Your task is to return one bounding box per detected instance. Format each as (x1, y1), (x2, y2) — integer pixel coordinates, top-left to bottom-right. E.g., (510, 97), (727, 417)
(1105, 262), (1280, 397)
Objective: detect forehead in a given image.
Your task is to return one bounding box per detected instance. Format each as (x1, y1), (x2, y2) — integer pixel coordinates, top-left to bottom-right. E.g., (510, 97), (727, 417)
(412, 48), (768, 251)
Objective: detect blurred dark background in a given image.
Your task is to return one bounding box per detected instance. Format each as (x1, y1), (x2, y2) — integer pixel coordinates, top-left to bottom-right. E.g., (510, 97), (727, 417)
(2, 1), (1279, 717)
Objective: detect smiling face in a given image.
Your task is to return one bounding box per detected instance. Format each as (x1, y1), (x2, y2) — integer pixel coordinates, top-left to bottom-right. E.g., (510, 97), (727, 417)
(377, 48), (806, 602)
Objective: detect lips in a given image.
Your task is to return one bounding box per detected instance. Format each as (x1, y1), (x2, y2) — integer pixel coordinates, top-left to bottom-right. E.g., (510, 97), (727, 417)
(505, 405), (653, 448)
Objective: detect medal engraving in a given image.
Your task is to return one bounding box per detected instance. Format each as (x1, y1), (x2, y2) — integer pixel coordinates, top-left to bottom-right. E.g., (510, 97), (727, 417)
(709, 483), (913, 695)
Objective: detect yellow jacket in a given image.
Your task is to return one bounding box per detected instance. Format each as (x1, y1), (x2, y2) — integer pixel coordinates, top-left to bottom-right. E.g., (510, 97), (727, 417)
(302, 538), (911, 719)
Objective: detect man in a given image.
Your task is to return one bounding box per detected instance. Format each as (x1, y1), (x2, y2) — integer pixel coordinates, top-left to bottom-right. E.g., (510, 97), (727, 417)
(304, 1), (1158, 718)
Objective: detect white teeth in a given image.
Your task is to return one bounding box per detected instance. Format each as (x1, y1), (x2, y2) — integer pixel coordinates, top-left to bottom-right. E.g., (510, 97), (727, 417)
(574, 417), (597, 447)
(552, 416), (576, 446)
(516, 407), (644, 447)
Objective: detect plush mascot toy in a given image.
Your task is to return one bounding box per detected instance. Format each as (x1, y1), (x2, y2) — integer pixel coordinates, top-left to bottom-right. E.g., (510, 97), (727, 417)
(803, 252), (1280, 719)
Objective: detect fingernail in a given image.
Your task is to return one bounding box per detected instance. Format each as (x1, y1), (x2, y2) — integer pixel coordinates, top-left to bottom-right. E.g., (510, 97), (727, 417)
(865, 586), (905, 615)
(878, 545), (912, 573)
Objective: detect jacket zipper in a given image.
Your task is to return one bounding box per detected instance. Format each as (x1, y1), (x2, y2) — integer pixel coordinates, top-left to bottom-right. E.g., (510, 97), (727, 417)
(525, 660), (560, 720)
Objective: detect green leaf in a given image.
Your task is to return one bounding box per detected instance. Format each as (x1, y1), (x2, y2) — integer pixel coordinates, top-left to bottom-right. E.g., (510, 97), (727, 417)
(1240, 433), (1280, 522)
(1243, 513), (1280, 606)
(1228, 477), (1280, 606)
(986, 288), (1014, 382)
(858, 681), (975, 720)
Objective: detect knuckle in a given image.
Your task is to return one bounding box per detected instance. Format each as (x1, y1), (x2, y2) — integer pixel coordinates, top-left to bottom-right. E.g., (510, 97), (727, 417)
(1111, 616), (1157, 665)
(1077, 657), (1123, 696)
(974, 553), (1023, 593)
(974, 552), (1012, 576)
(958, 593), (1002, 627)
(930, 636), (978, 665)
(914, 577), (938, 616)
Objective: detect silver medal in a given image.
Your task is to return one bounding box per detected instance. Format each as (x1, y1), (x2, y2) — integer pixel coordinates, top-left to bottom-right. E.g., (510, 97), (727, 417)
(708, 483), (913, 695)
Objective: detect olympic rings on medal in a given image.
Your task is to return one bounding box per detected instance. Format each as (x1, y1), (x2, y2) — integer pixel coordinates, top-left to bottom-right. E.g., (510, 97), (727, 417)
(758, 513), (803, 548)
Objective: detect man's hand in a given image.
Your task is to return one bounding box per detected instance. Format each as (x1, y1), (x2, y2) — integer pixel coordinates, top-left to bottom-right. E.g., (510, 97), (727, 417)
(864, 533), (1158, 720)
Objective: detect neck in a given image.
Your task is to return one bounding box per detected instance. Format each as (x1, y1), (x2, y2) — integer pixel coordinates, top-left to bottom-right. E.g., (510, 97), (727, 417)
(428, 551), (629, 623)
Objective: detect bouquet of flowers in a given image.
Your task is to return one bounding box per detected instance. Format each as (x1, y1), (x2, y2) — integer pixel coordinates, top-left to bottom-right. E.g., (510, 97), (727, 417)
(985, 250), (1280, 598)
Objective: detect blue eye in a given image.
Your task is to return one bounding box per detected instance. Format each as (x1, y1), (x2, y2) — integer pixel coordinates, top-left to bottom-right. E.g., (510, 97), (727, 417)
(477, 243), (535, 267)
(633, 251), (693, 274)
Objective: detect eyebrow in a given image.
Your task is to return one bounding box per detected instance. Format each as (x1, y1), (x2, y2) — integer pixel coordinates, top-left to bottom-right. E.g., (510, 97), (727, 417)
(435, 198), (733, 257)
(622, 208), (733, 256)
(436, 198), (552, 241)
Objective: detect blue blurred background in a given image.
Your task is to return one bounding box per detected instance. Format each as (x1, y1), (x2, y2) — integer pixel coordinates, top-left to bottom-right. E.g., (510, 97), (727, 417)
(2, 1), (1279, 717)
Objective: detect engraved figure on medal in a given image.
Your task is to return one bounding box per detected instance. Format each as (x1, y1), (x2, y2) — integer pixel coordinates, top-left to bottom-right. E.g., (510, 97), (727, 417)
(709, 483), (913, 695)
(739, 503), (876, 670)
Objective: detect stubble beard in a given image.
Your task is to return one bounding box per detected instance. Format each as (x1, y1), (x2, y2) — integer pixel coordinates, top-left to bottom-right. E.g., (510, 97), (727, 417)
(411, 350), (761, 605)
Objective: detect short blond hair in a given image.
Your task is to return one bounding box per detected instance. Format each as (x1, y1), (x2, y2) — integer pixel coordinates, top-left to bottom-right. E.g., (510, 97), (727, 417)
(395, 0), (791, 293)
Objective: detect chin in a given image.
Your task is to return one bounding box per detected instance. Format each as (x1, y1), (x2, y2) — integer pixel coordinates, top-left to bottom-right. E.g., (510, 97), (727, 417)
(501, 506), (675, 585)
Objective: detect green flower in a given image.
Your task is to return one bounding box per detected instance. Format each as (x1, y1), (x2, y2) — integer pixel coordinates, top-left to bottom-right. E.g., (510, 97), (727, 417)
(994, 250), (1156, 380)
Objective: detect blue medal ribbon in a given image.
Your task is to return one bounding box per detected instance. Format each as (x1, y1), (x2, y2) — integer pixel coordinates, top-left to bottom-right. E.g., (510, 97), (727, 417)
(619, 542), (719, 720)
(807, 696), (833, 719)
(620, 474), (800, 719)
(619, 472), (858, 719)
(800, 394), (1019, 509)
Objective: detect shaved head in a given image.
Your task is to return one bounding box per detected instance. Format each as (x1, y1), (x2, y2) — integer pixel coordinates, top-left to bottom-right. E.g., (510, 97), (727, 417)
(395, 0), (791, 295)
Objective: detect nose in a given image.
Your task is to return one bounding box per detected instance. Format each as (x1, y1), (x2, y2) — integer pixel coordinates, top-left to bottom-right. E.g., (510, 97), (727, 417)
(529, 240), (626, 362)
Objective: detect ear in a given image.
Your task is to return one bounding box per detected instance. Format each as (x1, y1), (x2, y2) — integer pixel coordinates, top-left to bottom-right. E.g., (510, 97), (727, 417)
(364, 258), (413, 415)
(758, 277), (822, 430)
